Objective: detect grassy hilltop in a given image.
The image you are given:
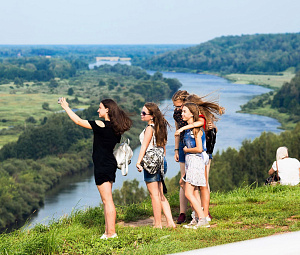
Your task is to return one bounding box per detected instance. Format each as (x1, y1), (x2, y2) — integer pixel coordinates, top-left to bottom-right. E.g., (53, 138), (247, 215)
(0, 185), (299, 254)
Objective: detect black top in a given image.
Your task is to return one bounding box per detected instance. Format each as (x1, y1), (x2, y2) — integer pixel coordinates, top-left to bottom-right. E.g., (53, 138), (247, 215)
(88, 120), (121, 185)
(173, 108), (188, 141)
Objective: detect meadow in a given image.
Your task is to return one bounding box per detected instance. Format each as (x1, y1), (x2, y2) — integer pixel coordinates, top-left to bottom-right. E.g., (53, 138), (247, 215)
(0, 81), (89, 148)
(0, 185), (299, 254)
(224, 70), (294, 89)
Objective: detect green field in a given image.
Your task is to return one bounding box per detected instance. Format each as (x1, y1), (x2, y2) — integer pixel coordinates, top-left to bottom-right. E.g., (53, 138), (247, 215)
(224, 71), (294, 89)
(1, 185), (299, 254)
(0, 81), (89, 148)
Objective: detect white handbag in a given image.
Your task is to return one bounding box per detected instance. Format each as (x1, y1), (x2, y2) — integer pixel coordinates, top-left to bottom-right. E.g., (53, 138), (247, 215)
(113, 139), (133, 176)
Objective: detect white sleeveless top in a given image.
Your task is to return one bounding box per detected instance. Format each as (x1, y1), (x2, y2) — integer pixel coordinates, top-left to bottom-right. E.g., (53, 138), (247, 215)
(139, 124), (156, 151)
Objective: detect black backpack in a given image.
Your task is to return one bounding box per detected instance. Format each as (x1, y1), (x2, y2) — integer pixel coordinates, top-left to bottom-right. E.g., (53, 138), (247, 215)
(206, 128), (217, 154)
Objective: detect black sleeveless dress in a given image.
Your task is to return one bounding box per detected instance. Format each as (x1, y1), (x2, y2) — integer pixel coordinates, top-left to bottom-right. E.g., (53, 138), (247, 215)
(88, 120), (121, 185)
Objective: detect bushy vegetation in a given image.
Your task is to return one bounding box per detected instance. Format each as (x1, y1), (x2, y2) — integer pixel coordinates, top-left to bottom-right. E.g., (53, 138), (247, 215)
(240, 70), (300, 129)
(271, 71), (300, 115)
(209, 123), (300, 192)
(0, 57), (87, 83)
(0, 185), (299, 254)
(0, 151), (91, 230)
(142, 33), (300, 74)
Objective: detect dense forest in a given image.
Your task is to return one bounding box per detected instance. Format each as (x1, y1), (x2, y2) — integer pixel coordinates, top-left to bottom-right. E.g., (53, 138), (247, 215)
(0, 57), (88, 83)
(142, 33), (300, 74)
(271, 71), (300, 115)
(0, 60), (181, 231)
(240, 70), (300, 127)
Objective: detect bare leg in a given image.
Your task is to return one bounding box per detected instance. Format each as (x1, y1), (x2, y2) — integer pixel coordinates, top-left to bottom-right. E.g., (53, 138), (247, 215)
(146, 181), (162, 228)
(184, 182), (205, 219)
(200, 166), (210, 217)
(158, 182), (176, 228)
(179, 162), (188, 214)
(206, 159), (211, 192)
(193, 187), (201, 218)
(97, 181), (116, 237)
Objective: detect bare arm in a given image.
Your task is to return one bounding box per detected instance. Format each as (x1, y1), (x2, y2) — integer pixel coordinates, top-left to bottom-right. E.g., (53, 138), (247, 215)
(175, 119), (204, 136)
(174, 121), (180, 162)
(183, 130), (203, 154)
(268, 167), (275, 175)
(136, 126), (153, 172)
(59, 97), (92, 129)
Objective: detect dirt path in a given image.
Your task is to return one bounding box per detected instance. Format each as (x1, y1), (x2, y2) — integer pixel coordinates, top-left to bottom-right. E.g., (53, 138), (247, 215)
(117, 216), (169, 227)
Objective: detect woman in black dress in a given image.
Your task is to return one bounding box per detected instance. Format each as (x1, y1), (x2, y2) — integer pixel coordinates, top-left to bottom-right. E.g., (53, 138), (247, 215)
(59, 97), (132, 239)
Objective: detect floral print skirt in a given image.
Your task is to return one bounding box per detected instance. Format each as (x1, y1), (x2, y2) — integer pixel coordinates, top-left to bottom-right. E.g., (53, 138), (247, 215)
(184, 154), (206, 187)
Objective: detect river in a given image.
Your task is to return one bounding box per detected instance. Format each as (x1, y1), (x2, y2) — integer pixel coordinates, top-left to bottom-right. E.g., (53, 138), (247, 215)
(24, 70), (281, 228)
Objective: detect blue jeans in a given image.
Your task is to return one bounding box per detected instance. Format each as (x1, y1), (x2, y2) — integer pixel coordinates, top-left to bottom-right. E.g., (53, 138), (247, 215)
(144, 157), (167, 182)
(178, 140), (185, 163)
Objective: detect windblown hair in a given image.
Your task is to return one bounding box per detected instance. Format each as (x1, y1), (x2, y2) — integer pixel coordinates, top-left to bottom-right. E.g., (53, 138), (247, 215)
(144, 102), (170, 147)
(186, 94), (225, 130)
(172, 90), (189, 102)
(101, 99), (132, 135)
(183, 102), (201, 137)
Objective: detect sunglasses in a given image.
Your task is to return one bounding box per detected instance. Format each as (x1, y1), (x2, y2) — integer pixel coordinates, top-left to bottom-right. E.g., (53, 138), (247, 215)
(173, 105), (183, 109)
(141, 111), (151, 116)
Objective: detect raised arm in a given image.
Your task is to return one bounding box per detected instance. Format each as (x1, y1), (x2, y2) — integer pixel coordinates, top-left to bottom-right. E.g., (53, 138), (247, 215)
(59, 97), (92, 129)
(175, 119), (204, 136)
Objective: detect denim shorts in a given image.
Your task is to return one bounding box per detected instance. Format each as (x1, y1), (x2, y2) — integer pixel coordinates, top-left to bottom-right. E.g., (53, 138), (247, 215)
(144, 157), (167, 183)
(178, 140), (185, 163)
(208, 153), (213, 160)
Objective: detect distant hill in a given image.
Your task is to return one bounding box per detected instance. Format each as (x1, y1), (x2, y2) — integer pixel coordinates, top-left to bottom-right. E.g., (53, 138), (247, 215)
(142, 33), (300, 74)
(271, 70), (300, 115)
(239, 70), (300, 129)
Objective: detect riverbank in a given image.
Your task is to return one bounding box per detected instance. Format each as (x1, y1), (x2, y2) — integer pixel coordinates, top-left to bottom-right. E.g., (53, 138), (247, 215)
(222, 71), (296, 130)
(223, 71), (294, 89)
(1, 185), (299, 254)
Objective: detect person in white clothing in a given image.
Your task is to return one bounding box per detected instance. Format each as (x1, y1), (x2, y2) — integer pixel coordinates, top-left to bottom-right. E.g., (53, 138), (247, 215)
(268, 146), (300, 186)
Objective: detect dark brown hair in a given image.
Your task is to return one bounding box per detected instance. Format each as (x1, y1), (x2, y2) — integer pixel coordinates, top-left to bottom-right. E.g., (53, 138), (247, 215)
(101, 99), (132, 135)
(144, 102), (170, 147)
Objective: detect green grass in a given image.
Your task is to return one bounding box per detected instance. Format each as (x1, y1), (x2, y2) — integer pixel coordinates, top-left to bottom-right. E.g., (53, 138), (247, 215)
(239, 105), (298, 130)
(0, 81), (90, 148)
(1, 185), (299, 254)
(224, 72), (294, 89)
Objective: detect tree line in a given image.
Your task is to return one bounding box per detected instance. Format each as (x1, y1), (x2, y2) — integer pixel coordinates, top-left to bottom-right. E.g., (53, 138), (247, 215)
(142, 33), (300, 74)
(240, 70), (300, 126)
(93, 64), (182, 99)
(0, 57), (88, 84)
(0, 45), (188, 64)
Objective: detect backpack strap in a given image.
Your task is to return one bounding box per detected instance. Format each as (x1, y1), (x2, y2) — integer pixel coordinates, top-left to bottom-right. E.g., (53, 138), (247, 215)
(146, 124), (156, 146)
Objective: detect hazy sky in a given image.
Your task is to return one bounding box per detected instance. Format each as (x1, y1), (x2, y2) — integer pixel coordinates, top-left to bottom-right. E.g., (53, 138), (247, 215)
(1, 0), (299, 45)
